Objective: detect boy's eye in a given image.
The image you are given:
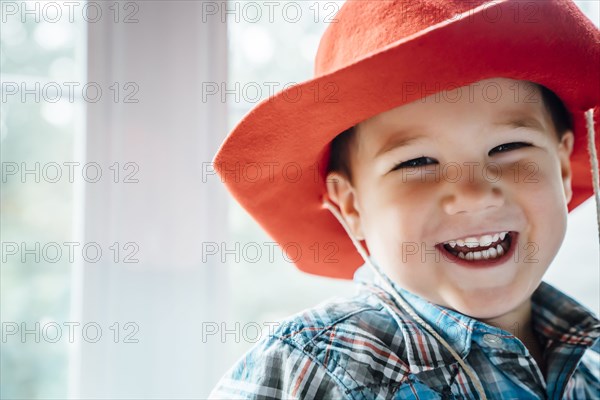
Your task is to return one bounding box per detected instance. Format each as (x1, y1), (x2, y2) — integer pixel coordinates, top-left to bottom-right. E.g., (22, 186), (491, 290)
(489, 142), (532, 155)
(392, 156), (437, 171)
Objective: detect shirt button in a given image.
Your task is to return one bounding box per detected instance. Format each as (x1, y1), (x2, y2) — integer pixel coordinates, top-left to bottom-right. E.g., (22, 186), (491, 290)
(483, 333), (502, 347)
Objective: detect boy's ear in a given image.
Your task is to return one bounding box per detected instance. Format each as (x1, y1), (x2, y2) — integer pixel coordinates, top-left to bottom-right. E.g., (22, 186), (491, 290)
(557, 131), (574, 204)
(325, 172), (365, 240)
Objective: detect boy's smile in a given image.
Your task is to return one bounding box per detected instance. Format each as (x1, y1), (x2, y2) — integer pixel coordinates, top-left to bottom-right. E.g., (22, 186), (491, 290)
(327, 78), (575, 322)
(438, 230), (517, 267)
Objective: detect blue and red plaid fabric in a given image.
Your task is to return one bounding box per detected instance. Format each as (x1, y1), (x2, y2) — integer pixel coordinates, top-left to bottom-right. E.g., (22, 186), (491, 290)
(210, 266), (600, 399)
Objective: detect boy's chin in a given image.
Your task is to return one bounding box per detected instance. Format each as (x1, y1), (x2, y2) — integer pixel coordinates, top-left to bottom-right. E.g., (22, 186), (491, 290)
(441, 285), (532, 321)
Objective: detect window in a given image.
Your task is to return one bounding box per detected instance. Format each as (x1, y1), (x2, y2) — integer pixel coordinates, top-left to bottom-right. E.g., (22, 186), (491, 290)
(1, 4), (85, 398)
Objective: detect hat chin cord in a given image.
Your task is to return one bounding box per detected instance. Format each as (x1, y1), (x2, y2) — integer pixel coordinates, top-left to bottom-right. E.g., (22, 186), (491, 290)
(323, 108), (599, 400)
(322, 199), (488, 400)
(585, 108), (600, 244)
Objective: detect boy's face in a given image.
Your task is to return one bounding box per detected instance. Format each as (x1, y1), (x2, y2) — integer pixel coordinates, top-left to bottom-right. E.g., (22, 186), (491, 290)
(327, 78), (574, 319)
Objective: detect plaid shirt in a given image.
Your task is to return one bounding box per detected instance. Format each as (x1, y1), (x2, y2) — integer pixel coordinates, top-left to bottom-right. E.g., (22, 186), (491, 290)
(210, 266), (600, 399)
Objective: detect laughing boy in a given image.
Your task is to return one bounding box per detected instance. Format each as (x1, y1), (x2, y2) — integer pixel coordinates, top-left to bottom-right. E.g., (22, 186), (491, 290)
(210, 1), (600, 398)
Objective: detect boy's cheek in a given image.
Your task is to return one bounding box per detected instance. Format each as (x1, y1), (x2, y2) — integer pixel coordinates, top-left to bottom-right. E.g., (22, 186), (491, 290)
(508, 160), (567, 200)
(497, 161), (541, 185)
(367, 233), (440, 268)
(372, 177), (446, 205)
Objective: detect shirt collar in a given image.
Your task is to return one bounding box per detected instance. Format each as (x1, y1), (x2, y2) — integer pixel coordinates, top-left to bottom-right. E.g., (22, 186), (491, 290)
(354, 263), (475, 371)
(531, 281), (600, 347)
(353, 263), (600, 371)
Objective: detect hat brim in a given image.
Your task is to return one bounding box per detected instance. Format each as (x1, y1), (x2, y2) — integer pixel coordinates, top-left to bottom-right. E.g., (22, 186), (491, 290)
(214, 0), (600, 279)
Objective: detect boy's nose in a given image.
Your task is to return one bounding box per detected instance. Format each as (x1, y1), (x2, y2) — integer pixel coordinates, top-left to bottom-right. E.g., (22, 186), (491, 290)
(441, 169), (505, 215)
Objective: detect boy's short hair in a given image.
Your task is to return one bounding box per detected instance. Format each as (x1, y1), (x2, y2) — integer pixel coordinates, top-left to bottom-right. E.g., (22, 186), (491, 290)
(328, 83), (573, 182)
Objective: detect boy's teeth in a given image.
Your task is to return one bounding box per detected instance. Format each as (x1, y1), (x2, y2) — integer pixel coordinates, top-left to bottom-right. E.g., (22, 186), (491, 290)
(496, 244), (504, 256)
(445, 231), (509, 248)
(443, 232), (512, 261)
(464, 237), (479, 248)
(479, 235), (493, 247)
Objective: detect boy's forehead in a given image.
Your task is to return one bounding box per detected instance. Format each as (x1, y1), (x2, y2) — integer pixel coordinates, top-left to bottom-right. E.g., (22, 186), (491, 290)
(354, 78), (548, 147)
(363, 78), (541, 123)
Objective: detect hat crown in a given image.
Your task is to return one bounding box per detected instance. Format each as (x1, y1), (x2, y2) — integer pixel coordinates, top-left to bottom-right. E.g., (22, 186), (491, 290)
(315, 0), (488, 77)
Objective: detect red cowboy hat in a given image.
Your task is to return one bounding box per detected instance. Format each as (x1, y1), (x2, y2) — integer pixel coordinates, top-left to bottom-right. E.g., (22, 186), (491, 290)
(213, 0), (600, 279)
